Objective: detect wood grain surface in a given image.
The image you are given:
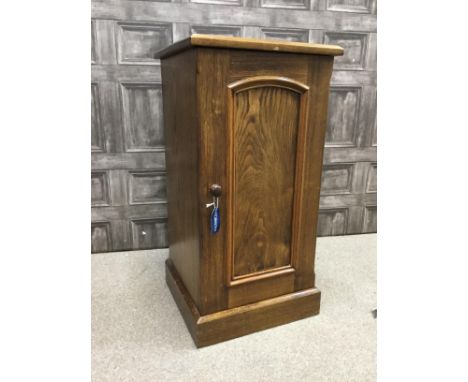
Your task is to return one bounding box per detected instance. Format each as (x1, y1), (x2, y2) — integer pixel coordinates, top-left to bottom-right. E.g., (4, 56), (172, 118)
(160, 49), (201, 306)
(230, 85), (299, 279)
(166, 258), (321, 348)
(154, 34), (344, 59)
(233, 86), (299, 276)
(196, 48), (230, 315)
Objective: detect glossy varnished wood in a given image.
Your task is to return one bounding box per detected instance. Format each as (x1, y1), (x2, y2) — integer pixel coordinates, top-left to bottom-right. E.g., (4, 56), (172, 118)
(157, 37), (339, 346)
(160, 49), (201, 306)
(227, 271), (294, 308)
(293, 55), (335, 293)
(166, 259), (320, 348)
(226, 76), (309, 287)
(155, 34), (344, 59)
(196, 48), (230, 315)
(232, 86), (298, 277)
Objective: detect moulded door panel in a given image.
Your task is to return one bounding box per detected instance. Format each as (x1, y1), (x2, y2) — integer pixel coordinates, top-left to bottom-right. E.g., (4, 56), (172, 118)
(224, 76), (310, 308)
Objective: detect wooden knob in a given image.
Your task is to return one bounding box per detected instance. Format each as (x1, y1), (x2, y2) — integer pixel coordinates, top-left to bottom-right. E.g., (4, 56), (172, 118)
(209, 184), (222, 197)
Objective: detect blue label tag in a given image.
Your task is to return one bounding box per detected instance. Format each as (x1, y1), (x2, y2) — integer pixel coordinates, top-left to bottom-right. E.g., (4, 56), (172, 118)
(210, 207), (220, 234)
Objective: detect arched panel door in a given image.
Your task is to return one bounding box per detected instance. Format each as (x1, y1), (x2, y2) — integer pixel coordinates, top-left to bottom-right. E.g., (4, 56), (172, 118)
(225, 76), (310, 306)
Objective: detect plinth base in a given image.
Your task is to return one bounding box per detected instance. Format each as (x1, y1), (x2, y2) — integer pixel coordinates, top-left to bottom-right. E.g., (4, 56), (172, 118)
(165, 259), (321, 347)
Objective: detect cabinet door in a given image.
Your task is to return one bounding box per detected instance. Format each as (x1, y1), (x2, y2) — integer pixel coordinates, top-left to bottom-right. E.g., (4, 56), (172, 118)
(223, 76), (309, 307)
(198, 49), (332, 313)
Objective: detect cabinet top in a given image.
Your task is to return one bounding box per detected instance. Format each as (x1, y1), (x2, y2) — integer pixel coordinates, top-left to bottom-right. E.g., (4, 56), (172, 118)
(154, 34), (344, 59)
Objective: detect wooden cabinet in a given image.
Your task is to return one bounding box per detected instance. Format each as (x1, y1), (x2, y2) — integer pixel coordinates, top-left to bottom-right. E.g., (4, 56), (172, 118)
(155, 35), (343, 347)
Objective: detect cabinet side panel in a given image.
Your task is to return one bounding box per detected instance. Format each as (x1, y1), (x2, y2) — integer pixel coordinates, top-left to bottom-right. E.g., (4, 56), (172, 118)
(161, 49), (200, 306)
(294, 55), (335, 291)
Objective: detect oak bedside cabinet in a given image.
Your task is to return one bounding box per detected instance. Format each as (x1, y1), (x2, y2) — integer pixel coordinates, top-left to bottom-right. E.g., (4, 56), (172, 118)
(154, 35), (343, 347)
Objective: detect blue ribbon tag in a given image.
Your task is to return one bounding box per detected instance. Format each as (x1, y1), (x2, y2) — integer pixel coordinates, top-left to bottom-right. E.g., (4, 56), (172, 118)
(210, 206), (220, 234)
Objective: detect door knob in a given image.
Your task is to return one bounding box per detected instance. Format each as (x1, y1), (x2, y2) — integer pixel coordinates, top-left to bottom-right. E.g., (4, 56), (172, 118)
(209, 184), (222, 197)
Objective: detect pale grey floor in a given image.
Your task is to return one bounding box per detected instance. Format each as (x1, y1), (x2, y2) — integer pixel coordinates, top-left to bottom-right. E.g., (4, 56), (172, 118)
(92, 234), (376, 382)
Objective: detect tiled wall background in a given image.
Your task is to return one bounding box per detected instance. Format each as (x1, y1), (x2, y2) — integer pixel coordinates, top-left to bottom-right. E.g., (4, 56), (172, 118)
(91, 0), (377, 253)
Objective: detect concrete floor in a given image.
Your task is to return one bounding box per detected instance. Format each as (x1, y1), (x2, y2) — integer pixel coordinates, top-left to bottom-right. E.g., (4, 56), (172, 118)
(92, 234), (376, 382)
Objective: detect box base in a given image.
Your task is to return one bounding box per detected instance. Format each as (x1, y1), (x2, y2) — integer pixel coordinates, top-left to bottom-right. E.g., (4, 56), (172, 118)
(165, 259), (321, 347)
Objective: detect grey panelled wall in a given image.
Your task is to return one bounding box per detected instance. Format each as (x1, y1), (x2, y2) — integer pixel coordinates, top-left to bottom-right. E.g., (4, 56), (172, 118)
(91, 0), (377, 253)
